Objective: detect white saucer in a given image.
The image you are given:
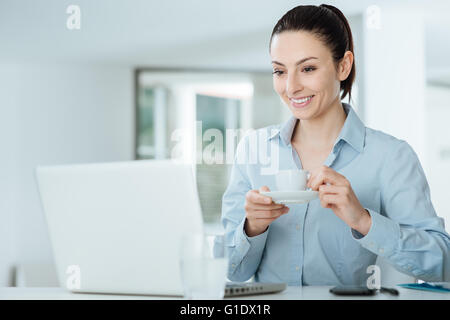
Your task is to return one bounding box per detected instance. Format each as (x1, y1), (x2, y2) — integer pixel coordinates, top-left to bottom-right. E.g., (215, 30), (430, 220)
(260, 190), (319, 204)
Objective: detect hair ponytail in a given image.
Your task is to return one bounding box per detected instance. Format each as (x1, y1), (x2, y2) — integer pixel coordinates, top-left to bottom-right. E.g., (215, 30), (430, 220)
(319, 4), (356, 102)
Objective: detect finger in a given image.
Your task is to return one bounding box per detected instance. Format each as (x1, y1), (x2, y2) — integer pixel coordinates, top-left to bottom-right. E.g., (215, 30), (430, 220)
(308, 166), (336, 190)
(250, 207), (289, 219)
(308, 166), (346, 190)
(249, 217), (278, 225)
(247, 202), (287, 211)
(306, 166), (322, 188)
(320, 193), (340, 208)
(318, 184), (345, 194)
(247, 190), (272, 204)
(257, 186), (273, 203)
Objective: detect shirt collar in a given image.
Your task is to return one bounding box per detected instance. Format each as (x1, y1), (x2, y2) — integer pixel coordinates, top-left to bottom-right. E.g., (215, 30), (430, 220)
(268, 102), (366, 153)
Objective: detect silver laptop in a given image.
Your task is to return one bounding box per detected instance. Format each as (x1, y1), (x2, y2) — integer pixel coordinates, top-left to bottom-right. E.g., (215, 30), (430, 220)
(36, 159), (286, 297)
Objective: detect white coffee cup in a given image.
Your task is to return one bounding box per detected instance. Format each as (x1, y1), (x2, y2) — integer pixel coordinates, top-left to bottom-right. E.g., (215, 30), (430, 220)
(275, 169), (310, 191)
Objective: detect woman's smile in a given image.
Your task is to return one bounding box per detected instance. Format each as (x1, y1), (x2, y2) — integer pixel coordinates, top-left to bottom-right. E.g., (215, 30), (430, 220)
(290, 95), (314, 108)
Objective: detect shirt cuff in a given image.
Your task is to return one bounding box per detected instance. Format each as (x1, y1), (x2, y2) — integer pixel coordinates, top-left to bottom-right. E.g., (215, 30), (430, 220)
(351, 208), (400, 257)
(232, 218), (269, 259)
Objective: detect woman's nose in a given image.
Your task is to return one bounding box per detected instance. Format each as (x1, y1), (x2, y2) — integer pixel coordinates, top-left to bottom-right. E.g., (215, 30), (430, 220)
(286, 72), (304, 97)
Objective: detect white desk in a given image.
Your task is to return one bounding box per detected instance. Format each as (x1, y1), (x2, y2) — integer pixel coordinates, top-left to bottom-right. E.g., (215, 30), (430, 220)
(1, 286), (449, 300)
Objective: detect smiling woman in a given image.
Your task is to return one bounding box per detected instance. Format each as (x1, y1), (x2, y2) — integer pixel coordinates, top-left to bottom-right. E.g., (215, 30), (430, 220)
(219, 4), (450, 286)
(270, 4), (355, 103)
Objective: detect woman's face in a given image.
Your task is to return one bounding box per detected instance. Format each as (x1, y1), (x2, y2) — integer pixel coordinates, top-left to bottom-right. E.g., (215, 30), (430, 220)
(270, 31), (352, 120)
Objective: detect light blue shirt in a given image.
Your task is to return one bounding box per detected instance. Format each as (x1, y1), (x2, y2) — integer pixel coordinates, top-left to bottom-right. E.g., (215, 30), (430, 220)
(220, 102), (450, 286)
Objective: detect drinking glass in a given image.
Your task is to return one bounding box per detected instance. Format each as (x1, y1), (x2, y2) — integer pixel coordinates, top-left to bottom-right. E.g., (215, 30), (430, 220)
(179, 233), (228, 299)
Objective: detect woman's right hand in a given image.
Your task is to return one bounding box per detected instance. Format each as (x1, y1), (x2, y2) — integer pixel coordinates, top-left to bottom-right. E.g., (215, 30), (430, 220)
(244, 186), (290, 237)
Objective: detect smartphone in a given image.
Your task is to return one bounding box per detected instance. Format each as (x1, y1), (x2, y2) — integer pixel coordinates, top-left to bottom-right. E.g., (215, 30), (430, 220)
(329, 285), (377, 296)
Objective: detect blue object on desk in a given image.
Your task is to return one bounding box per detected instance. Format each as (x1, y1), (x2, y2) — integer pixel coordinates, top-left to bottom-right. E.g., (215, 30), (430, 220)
(398, 282), (450, 293)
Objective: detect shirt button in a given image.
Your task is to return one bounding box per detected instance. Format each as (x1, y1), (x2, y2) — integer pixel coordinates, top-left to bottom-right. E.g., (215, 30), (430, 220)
(231, 263), (236, 268)
(296, 224), (300, 230)
(378, 248), (384, 254)
(295, 266), (300, 271)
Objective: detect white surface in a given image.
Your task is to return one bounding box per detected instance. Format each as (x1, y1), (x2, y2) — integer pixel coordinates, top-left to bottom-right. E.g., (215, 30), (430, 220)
(36, 160), (203, 296)
(1, 286), (449, 300)
(260, 191), (319, 204)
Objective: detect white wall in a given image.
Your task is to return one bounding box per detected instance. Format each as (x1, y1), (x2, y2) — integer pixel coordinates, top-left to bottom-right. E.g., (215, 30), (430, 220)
(363, 7), (426, 166)
(425, 85), (450, 231)
(0, 63), (134, 286)
(0, 64), (18, 286)
(359, 7), (449, 232)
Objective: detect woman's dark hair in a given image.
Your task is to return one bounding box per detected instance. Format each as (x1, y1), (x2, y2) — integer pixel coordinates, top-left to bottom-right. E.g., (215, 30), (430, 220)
(269, 4), (355, 102)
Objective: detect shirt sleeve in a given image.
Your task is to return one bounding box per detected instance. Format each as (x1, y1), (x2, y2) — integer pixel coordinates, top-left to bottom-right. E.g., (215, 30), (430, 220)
(351, 140), (450, 281)
(220, 135), (270, 282)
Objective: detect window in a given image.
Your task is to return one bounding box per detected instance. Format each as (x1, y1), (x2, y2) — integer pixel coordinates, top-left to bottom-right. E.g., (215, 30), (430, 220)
(196, 94), (241, 223)
(135, 69), (279, 224)
(136, 87), (155, 159)
(136, 85), (169, 160)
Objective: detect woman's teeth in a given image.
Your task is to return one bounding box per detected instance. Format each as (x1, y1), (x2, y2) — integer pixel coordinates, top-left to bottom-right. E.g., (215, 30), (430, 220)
(292, 95), (313, 103)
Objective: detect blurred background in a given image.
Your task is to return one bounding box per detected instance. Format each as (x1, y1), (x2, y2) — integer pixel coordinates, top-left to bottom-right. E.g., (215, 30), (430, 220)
(0, 0), (449, 287)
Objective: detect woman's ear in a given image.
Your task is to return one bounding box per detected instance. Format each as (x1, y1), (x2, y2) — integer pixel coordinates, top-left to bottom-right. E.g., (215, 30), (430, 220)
(338, 51), (353, 81)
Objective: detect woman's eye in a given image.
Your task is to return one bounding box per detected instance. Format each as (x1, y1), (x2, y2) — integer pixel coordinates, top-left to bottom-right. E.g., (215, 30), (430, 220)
(272, 70), (284, 76)
(272, 67), (315, 76)
(303, 66), (316, 73)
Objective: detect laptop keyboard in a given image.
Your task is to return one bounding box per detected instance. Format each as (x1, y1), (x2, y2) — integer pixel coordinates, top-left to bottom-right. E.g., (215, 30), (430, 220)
(224, 282), (286, 297)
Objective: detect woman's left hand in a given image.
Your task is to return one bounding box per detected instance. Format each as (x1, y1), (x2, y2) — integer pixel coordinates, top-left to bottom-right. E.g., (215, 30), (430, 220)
(307, 165), (372, 236)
